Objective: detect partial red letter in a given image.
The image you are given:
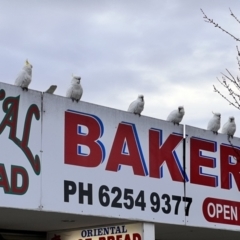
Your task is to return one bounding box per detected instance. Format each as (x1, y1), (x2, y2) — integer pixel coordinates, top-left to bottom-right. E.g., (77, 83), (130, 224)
(65, 110), (105, 167)
(220, 143), (240, 191)
(149, 128), (186, 182)
(190, 137), (218, 187)
(106, 122), (147, 176)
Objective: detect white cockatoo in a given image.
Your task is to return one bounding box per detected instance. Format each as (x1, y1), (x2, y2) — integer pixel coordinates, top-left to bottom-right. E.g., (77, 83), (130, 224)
(167, 106), (185, 125)
(207, 112), (221, 134)
(221, 116), (236, 138)
(127, 94), (144, 116)
(66, 75), (83, 102)
(45, 85), (57, 94)
(14, 60), (33, 91)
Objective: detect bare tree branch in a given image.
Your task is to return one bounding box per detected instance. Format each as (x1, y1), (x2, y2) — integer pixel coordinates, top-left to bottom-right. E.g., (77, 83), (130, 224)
(221, 69), (240, 91)
(202, 8), (240, 112)
(201, 8), (240, 41)
(229, 8), (240, 25)
(213, 84), (240, 110)
(236, 46), (240, 56)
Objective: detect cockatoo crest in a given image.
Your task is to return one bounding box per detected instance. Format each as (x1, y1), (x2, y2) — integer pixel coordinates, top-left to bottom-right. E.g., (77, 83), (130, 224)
(25, 59), (33, 68)
(212, 111), (221, 118)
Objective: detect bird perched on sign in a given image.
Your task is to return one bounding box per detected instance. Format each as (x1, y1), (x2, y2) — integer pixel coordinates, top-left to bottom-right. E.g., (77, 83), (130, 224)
(207, 112), (221, 134)
(14, 59), (33, 91)
(45, 85), (57, 94)
(127, 94), (144, 116)
(166, 106), (185, 125)
(66, 75), (83, 102)
(221, 116), (236, 138)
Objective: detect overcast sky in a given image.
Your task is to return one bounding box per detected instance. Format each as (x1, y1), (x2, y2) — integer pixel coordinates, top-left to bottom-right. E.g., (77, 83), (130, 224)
(0, 0), (240, 135)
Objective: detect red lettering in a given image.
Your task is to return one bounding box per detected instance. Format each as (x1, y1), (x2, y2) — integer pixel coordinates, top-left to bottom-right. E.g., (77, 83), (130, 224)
(149, 129), (185, 181)
(116, 235), (122, 240)
(65, 111), (105, 167)
(99, 238), (105, 240)
(0, 164), (10, 193)
(133, 233), (141, 240)
(106, 122), (147, 176)
(190, 137), (217, 187)
(0, 96), (19, 141)
(0, 92), (40, 175)
(20, 104), (41, 175)
(220, 144), (240, 190)
(107, 237), (114, 240)
(124, 234), (131, 240)
(11, 166), (29, 195)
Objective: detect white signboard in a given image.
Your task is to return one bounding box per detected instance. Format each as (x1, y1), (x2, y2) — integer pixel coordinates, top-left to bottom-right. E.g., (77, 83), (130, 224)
(0, 82), (41, 209)
(48, 223), (143, 240)
(185, 125), (240, 230)
(41, 93), (186, 225)
(2, 83), (240, 231)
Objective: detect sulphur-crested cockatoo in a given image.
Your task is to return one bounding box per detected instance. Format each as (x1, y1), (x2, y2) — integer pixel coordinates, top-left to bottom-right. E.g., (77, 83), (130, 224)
(45, 85), (57, 94)
(207, 112), (221, 134)
(127, 94), (144, 116)
(222, 116), (236, 138)
(66, 75), (83, 102)
(14, 60), (33, 91)
(167, 106), (185, 125)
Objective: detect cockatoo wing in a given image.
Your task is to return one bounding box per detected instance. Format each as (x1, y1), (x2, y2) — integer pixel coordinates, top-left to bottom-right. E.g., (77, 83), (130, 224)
(207, 117), (220, 132)
(221, 122), (228, 134)
(207, 118), (214, 130)
(167, 110), (176, 121)
(222, 121), (236, 135)
(66, 86), (73, 98)
(230, 124), (236, 136)
(128, 100), (137, 112)
(15, 71), (31, 87)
